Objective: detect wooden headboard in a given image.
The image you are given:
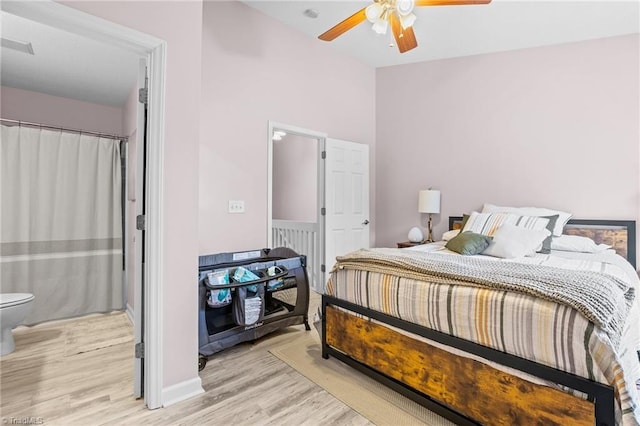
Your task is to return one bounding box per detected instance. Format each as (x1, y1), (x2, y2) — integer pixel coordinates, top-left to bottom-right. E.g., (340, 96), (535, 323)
(448, 216), (637, 269)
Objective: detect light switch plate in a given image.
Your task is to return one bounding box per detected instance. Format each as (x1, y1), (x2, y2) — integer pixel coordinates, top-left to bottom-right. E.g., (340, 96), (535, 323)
(228, 200), (245, 213)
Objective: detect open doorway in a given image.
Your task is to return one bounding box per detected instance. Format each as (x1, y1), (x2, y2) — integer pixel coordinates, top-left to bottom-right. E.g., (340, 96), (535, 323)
(267, 122), (326, 293)
(267, 123), (371, 293)
(0, 1), (166, 409)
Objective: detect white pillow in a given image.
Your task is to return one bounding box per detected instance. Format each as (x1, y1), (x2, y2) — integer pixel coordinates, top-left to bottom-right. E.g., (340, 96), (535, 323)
(482, 224), (551, 259)
(462, 211), (551, 236)
(550, 234), (611, 253)
(442, 229), (460, 241)
(481, 203), (571, 236)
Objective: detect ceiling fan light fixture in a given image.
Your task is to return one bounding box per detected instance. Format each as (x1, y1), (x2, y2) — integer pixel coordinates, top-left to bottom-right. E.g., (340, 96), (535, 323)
(399, 13), (416, 29)
(372, 18), (388, 35)
(397, 0), (415, 16)
(365, 3), (383, 22)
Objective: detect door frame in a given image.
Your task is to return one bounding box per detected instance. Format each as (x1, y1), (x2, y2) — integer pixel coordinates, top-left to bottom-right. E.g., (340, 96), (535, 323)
(2, 1), (167, 409)
(267, 121), (327, 288)
(132, 58), (148, 399)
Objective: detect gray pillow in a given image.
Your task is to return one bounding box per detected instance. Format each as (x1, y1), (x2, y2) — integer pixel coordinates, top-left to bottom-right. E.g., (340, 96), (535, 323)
(445, 231), (492, 255)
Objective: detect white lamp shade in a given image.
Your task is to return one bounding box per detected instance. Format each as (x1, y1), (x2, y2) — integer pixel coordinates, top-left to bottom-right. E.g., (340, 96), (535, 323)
(418, 190), (441, 214)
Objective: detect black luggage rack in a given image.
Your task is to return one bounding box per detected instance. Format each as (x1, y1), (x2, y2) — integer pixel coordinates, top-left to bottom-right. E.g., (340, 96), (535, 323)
(198, 247), (310, 370)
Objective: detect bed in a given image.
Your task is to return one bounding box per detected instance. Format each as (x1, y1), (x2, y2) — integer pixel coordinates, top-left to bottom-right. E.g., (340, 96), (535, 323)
(321, 216), (639, 426)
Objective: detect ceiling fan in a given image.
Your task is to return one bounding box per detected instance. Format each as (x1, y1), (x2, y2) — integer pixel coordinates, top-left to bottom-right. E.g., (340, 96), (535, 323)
(318, 0), (492, 54)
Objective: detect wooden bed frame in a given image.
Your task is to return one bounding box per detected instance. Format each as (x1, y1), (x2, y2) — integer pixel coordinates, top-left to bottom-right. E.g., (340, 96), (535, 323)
(322, 218), (636, 426)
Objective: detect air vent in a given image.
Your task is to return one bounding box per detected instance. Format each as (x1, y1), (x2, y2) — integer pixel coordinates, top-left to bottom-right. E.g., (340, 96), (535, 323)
(1, 37), (34, 55)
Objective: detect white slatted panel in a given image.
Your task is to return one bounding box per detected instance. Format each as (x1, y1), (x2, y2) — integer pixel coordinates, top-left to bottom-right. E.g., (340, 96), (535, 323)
(272, 220), (321, 292)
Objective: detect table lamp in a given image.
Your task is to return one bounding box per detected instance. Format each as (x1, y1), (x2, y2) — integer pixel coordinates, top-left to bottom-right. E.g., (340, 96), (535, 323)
(418, 189), (441, 243)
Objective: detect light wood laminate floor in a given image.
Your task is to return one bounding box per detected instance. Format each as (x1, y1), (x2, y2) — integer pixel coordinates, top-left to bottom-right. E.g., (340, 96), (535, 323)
(0, 292), (372, 425)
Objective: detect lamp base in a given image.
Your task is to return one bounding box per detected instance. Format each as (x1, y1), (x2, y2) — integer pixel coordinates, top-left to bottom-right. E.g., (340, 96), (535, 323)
(423, 214), (435, 243)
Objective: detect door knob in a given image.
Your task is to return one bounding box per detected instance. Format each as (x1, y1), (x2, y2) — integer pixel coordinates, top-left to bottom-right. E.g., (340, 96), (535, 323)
(362, 220), (370, 225)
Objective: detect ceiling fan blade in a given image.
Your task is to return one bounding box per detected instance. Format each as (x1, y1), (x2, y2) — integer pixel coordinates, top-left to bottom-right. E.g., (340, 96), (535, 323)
(415, 0), (491, 5)
(318, 8), (368, 41)
(389, 13), (418, 53)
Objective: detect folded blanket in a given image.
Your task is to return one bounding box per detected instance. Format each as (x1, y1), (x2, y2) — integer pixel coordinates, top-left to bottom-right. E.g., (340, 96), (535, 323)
(334, 248), (636, 348)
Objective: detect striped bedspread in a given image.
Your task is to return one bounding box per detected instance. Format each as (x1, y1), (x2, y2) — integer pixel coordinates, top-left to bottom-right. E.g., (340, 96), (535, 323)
(327, 248), (640, 425)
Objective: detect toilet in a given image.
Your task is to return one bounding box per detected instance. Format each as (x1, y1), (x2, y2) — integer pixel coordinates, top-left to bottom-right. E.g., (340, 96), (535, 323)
(0, 293), (35, 356)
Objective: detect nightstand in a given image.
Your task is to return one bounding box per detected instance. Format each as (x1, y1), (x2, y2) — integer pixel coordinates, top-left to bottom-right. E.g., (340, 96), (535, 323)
(397, 241), (423, 248)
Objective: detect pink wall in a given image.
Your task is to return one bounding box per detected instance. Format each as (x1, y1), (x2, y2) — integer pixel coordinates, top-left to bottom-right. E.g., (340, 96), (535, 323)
(62, 0), (203, 390)
(375, 35), (640, 268)
(199, 1), (376, 254)
(272, 134), (318, 222)
(1, 86), (123, 134)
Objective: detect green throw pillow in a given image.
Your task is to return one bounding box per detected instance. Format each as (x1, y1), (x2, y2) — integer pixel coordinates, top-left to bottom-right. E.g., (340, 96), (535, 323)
(445, 231), (492, 255)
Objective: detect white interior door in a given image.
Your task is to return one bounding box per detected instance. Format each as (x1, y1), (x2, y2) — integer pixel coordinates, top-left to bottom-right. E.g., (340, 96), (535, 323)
(324, 138), (370, 279)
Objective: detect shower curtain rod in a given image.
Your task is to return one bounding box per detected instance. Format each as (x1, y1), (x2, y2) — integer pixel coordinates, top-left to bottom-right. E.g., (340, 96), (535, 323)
(0, 118), (128, 142)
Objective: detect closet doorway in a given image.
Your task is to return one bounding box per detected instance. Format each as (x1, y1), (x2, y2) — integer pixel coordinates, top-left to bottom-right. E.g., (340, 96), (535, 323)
(267, 122), (371, 294)
(1, 1), (166, 409)
(268, 122), (326, 293)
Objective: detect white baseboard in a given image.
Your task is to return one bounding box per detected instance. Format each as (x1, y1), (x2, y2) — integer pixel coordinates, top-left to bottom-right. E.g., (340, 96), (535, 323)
(162, 377), (204, 407)
(125, 303), (134, 324)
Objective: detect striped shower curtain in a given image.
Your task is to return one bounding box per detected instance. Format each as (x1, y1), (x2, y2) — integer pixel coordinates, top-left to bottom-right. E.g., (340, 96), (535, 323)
(0, 124), (124, 324)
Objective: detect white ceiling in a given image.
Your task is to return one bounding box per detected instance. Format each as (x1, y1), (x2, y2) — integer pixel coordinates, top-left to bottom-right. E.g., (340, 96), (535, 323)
(0, 11), (141, 107)
(243, 0), (640, 68)
(0, 2), (637, 109)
